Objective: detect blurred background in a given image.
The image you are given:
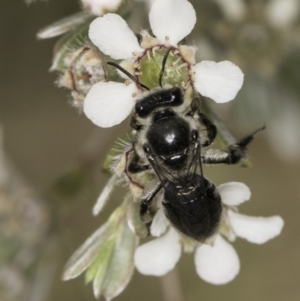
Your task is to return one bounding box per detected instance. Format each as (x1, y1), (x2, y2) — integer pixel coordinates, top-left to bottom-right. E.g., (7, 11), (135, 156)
(0, 0), (300, 300)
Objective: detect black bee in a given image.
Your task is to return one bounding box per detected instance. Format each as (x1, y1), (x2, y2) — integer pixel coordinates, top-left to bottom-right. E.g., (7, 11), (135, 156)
(108, 54), (263, 243)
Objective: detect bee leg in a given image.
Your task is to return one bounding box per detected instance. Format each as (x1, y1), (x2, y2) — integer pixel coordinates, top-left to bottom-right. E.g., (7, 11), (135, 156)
(140, 182), (164, 221)
(127, 151), (150, 173)
(198, 112), (217, 147)
(186, 97), (217, 147)
(202, 126), (265, 165)
(130, 114), (143, 131)
(186, 97), (200, 116)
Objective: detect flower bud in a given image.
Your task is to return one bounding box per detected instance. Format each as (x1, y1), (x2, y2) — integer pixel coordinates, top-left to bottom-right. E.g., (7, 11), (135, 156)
(58, 47), (107, 109)
(81, 0), (133, 16)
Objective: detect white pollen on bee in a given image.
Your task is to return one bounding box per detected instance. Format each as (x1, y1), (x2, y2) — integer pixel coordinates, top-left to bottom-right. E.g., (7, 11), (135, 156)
(166, 133), (175, 143)
(125, 80), (130, 86)
(132, 93), (137, 97)
(132, 52), (137, 56)
(165, 36), (169, 41)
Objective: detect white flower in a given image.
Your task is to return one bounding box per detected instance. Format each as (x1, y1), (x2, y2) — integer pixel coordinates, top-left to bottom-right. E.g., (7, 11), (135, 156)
(134, 182), (284, 285)
(81, 0), (123, 16)
(266, 0), (300, 28)
(84, 0), (244, 128)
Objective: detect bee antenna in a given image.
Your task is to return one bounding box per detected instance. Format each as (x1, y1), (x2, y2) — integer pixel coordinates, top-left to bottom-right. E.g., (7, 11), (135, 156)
(107, 62), (150, 91)
(159, 48), (172, 88)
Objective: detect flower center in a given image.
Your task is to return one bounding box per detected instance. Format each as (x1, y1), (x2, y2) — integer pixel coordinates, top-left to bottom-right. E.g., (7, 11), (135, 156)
(134, 47), (191, 90)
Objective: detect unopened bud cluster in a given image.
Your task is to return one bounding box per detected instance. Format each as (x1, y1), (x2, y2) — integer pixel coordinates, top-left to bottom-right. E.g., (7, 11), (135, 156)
(57, 47), (106, 108)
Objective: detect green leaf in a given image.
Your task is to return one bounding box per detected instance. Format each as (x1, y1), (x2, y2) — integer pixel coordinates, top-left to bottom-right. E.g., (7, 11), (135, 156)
(37, 12), (93, 40)
(126, 197), (149, 238)
(101, 217), (138, 301)
(85, 234), (116, 284)
(62, 204), (125, 281)
(62, 222), (110, 280)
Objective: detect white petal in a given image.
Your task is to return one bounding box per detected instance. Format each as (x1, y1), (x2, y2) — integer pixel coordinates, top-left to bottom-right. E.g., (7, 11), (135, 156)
(134, 228), (181, 276)
(228, 211), (284, 244)
(89, 14), (143, 60)
(193, 61), (244, 103)
(218, 182), (251, 206)
(84, 81), (138, 128)
(149, 0), (196, 46)
(266, 0), (300, 28)
(150, 207), (169, 237)
(195, 235), (240, 285)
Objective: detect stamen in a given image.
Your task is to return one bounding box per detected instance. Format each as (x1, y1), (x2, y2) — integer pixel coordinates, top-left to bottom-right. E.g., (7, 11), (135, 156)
(177, 63), (188, 70)
(146, 50), (151, 60)
(152, 46), (160, 57)
(172, 58), (181, 66)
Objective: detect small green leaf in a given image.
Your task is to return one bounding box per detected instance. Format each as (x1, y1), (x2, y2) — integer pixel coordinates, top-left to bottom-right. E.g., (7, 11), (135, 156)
(62, 222), (110, 280)
(93, 174), (119, 216)
(101, 218), (138, 301)
(62, 204), (125, 281)
(126, 197), (149, 238)
(37, 12), (93, 40)
(85, 234), (116, 284)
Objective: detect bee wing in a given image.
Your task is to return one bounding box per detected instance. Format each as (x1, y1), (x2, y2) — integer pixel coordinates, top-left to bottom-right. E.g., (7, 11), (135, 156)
(37, 12), (92, 39)
(186, 140), (205, 182)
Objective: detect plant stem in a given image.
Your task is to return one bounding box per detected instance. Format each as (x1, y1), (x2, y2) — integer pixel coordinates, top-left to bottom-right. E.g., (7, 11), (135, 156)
(160, 267), (185, 301)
